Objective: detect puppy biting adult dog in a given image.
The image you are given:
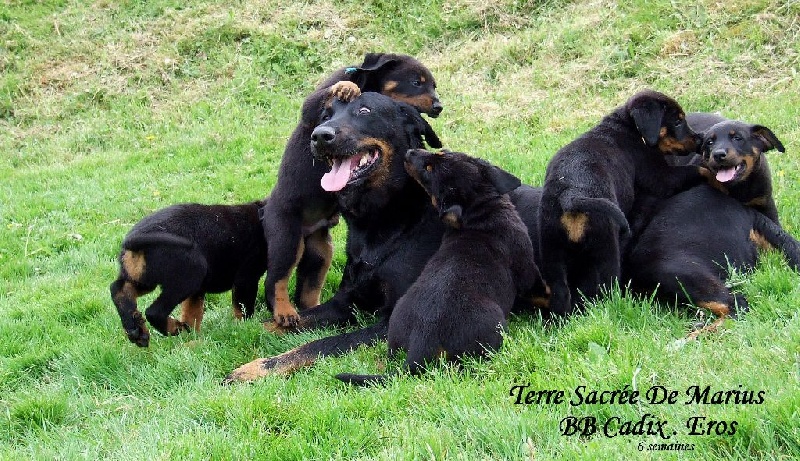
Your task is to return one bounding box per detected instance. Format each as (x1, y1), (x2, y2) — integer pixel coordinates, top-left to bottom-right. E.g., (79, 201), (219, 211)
(539, 89), (707, 318)
(110, 200), (268, 347)
(335, 149), (546, 385)
(260, 53), (443, 328)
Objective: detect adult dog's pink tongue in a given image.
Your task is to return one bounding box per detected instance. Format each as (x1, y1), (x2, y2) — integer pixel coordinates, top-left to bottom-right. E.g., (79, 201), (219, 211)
(321, 157), (355, 192)
(716, 167), (736, 183)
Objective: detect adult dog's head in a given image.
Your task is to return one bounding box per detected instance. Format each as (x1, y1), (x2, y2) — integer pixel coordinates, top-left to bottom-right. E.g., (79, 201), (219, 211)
(700, 120), (784, 185)
(311, 92), (442, 209)
(626, 89), (702, 156)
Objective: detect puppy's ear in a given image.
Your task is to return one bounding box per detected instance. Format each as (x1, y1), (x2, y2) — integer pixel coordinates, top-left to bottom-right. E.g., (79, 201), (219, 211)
(751, 125), (785, 153)
(349, 53), (398, 89)
(440, 204), (463, 229)
(399, 103), (443, 149)
(629, 98), (666, 147)
(483, 164), (521, 195)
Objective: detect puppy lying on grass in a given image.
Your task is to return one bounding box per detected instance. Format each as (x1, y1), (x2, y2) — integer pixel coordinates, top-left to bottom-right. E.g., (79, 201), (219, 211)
(110, 200), (267, 347)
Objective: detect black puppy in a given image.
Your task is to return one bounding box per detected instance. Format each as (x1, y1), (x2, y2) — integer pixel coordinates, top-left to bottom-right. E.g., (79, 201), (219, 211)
(335, 149), (546, 385)
(625, 185), (800, 338)
(539, 89), (706, 317)
(224, 92), (443, 383)
(688, 113), (785, 223)
(261, 53), (443, 327)
(110, 200), (267, 347)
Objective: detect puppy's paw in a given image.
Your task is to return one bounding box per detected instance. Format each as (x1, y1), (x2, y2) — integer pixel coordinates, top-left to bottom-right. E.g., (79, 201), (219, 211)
(273, 302), (300, 328)
(330, 81), (361, 102)
(221, 346), (313, 384)
(125, 327), (150, 347)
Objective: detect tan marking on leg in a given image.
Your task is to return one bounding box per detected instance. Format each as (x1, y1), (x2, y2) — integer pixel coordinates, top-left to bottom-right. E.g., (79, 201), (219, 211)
(686, 301), (730, 340)
(121, 250), (146, 281)
(166, 317), (189, 335)
(299, 232), (333, 309)
(180, 296), (205, 332)
(222, 346), (314, 384)
(232, 304), (244, 320)
(749, 229), (773, 251)
(560, 211), (588, 242)
(272, 239), (304, 327)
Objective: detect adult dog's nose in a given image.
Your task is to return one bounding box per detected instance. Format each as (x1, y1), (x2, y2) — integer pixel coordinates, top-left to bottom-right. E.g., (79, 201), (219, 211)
(311, 126), (337, 147)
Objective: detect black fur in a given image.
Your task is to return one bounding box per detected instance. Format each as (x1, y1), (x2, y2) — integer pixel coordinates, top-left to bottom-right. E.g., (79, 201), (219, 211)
(261, 53), (442, 327)
(335, 149), (546, 386)
(223, 92), (444, 383)
(110, 200), (267, 347)
(539, 89), (706, 317)
(625, 185), (800, 330)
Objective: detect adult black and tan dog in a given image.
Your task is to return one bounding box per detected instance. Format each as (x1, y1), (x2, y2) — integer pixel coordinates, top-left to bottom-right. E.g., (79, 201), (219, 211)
(261, 53), (442, 328)
(335, 149), (546, 385)
(110, 200), (267, 347)
(223, 92), (443, 383)
(624, 186), (800, 338)
(687, 113), (785, 223)
(538, 90), (707, 317)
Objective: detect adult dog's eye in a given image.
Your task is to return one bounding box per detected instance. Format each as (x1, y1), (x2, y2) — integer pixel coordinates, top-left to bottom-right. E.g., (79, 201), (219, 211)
(358, 107), (371, 115)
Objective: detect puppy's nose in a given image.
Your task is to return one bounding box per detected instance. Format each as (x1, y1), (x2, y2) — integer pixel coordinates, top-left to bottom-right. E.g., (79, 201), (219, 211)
(429, 101), (443, 118)
(712, 149), (727, 162)
(311, 126), (337, 147)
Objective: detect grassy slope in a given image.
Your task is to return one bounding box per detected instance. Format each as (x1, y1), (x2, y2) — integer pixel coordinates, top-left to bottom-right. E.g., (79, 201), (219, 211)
(1, 0), (799, 459)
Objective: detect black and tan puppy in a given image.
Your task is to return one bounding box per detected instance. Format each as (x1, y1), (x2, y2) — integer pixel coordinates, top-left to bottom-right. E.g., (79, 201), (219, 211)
(223, 92), (444, 383)
(689, 113), (785, 223)
(625, 185), (800, 338)
(110, 200), (268, 347)
(261, 53), (442, 327)
(539, 90), (706, 317)
(335, 149), (546, 385)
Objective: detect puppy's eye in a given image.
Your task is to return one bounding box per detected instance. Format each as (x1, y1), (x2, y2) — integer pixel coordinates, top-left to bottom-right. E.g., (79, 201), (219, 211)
(358, 107), (371, 115)
(705, 139), (714, 147)
(673, 119), (683, 128)
(732, 134), (743, 141)
(412, 79), (422, 87)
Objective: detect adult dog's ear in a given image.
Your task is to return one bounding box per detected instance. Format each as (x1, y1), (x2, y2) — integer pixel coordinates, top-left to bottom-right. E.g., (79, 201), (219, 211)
(751, 125), (785, 153)
(629, 97), (666, 147)
(440, 204), (463, 229)
(399, 103), (443, 149)
(349, 53), (399, 89)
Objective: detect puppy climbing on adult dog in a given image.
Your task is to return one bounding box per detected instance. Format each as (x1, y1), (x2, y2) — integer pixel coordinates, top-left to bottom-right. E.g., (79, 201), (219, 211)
(336, 149), (546, 386)
(539, 89), (708, 317)
(224, 92), (443, 383)
(261, 53), (443, 327)
(110, 200), (267, 347)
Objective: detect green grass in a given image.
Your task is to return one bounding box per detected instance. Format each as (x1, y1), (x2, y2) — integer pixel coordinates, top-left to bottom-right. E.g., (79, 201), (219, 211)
(2, 0), (800, 459)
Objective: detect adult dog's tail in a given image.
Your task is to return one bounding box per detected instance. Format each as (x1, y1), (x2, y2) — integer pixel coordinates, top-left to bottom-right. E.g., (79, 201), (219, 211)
(753, 213), (800, 270)
(123, 233), (194, 251)
(559, 192), (630, 234)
